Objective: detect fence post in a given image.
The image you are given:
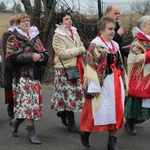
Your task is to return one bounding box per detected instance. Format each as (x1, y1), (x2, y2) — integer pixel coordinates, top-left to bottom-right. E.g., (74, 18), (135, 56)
(97, 0), (103, 19)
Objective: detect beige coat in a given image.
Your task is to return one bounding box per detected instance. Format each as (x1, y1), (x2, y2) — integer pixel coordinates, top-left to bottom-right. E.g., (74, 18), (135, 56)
(53, 26), (85, 69)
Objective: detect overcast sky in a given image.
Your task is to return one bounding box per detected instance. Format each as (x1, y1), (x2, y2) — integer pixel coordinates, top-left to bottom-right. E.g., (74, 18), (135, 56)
(1, 0), (138, 14)
(63, 0), (136, 14)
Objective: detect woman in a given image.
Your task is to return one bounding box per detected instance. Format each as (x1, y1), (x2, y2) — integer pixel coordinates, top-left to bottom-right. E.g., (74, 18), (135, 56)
(124, 15), (150, 136)
(50, 12), (86, 133)
(80, 16), (125, 150)
(6, 13), (48, 144)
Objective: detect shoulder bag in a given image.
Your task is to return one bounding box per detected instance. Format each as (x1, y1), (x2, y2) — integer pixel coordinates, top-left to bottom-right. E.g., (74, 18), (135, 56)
(59, 58), (79, 81)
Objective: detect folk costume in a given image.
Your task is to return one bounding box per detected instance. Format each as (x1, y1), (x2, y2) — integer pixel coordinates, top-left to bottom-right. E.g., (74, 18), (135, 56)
(50, 25), (85, 133)
(80, 36), (125, 132)
(6, 26), (48, 120)
(125, 27), (150, 126)
(50, 25), (84, 112)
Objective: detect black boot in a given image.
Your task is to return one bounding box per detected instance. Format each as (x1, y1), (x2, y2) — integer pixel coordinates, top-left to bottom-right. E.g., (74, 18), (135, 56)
(124, 118), (136, 136)
(81, 131), (91, 147)
(66, 111), (80, 134)
(7, 102), (14, 118)
(10, 118), (24, 137)
(57, 111), (68, 126)
(26, 125), (41, 144)
(107, 135), (118, 150)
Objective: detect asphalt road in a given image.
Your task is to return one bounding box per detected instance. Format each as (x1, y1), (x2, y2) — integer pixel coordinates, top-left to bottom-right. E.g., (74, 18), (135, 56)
(0, 87), (150, 150)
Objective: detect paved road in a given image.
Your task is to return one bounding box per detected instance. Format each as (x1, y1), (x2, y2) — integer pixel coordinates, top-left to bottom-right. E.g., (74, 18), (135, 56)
(0, 87), (150, 150)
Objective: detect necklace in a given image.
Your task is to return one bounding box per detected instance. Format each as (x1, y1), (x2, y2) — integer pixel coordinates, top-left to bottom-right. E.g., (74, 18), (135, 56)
(99, 36), (115, 53)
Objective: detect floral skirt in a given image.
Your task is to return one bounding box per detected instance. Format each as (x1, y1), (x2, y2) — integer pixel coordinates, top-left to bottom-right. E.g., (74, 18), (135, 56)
(50, 69), (84, 112)
(124, 95), (150, 120)
(80, 98), (117, 132)
(12, 77), (43, 120)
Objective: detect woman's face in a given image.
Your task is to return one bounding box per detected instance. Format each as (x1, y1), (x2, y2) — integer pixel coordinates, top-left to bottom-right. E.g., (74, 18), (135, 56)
(17, 17), (30, 33)
(141, 20), (150, 35)
(100, 22), (115, 41)
(61, 15), (72, 29)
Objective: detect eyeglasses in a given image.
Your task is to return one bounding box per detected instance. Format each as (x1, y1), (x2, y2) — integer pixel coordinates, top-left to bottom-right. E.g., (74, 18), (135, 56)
(20, 19), (30, 23)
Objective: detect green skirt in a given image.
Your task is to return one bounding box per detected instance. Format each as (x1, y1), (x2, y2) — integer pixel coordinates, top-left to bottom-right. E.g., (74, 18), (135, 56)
(124, 96), (150, 120)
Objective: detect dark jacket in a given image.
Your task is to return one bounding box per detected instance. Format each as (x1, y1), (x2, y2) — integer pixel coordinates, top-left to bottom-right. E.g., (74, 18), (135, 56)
(6, 29), (49, 82)
(113, 22), (122, 48)
(2, 31), (14, 88)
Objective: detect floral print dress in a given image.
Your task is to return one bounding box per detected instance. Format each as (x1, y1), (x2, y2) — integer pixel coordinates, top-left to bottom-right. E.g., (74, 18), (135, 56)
(50, 69), (84, 112)
(6, 27), (48, 120)
(13, 77), (43, 120)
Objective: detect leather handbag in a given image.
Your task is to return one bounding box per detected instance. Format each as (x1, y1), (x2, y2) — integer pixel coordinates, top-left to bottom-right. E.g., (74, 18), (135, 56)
(59, 58), (79, 81)
(65, 66), (79, 81)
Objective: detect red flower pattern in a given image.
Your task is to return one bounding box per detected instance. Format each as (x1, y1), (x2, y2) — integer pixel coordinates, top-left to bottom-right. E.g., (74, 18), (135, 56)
(58, 100), (64, 107)
(70, 101), (76, 108)
(12, 77), (43, 120)
(50, 69), (84, 111)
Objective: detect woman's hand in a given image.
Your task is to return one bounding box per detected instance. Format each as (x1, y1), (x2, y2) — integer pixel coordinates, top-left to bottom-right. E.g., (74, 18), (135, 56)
(83, 77), (89, 89)
(91, 93), (100, 98)
(32, 53), (41, 62)
(79, 47), (86, 55)
(117, 27), (124, 36)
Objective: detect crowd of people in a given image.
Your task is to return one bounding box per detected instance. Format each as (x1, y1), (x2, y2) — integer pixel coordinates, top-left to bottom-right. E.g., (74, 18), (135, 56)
(0, 4), (150, 150)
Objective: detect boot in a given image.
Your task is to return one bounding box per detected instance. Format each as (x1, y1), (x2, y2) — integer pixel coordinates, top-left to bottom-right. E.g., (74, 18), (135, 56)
(66, 111), (80, 134)
(26, 125), (42, 144)
(7, 102), (14, 118)
(10, 118), (24, 137)
(124, 118), (136, 136)
(57, 111), (68, 126)
(80, 131), (91, 147)
(107, 135), (118, 150)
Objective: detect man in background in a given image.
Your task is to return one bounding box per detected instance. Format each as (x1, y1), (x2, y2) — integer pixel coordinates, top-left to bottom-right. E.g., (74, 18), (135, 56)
(106, 5), (128, 62)
(106, 5), (125, 57)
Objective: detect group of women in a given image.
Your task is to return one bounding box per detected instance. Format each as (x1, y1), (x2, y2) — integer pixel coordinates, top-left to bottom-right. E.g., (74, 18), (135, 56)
(4, 10), (150, 150)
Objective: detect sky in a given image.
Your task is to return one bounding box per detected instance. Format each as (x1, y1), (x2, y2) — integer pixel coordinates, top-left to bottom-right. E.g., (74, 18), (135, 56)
(0, 0), (142, 14)
(61, 0), (136, 14)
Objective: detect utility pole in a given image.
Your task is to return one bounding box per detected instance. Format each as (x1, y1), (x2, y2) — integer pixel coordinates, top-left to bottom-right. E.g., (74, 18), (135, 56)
(97, 0), (103, 19)
(13, 0), (17, 14)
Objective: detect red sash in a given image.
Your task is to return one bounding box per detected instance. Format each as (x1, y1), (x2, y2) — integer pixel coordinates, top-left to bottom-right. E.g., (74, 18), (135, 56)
(70, 28), (84, 85)
(110, 63), (124, 128)
(77, 56), (84, 85)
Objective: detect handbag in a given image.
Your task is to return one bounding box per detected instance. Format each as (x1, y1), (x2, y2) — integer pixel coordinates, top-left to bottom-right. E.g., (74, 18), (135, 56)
(59, 58), (79, 81)
(65, 66), (79, 81)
